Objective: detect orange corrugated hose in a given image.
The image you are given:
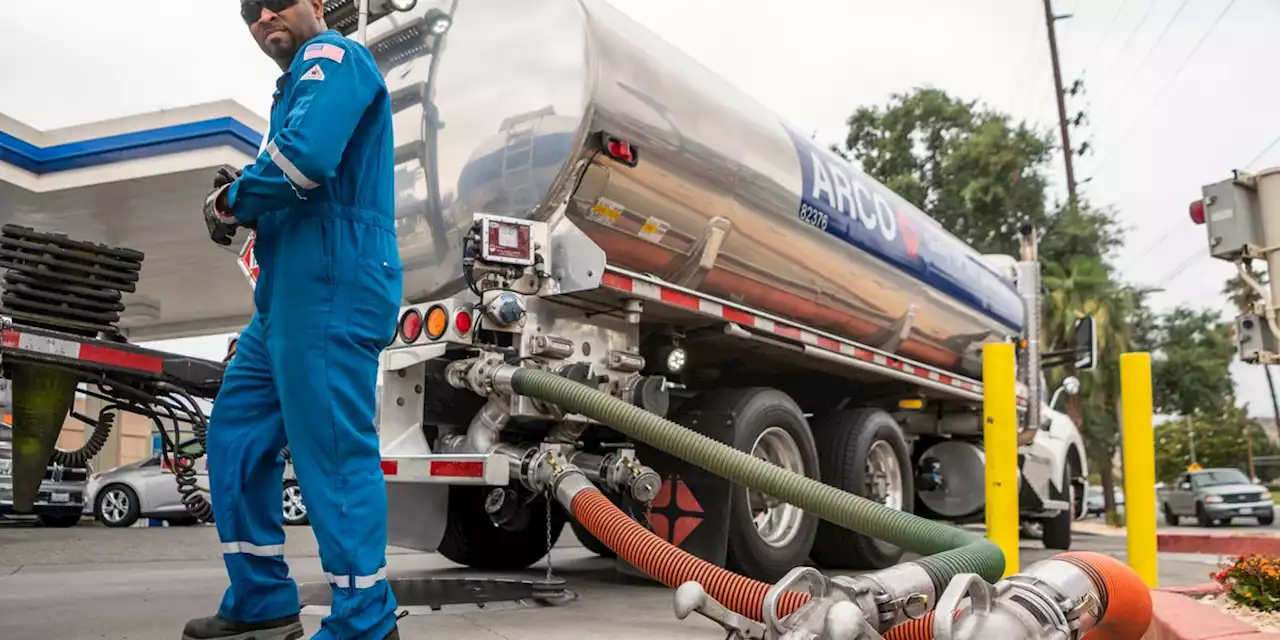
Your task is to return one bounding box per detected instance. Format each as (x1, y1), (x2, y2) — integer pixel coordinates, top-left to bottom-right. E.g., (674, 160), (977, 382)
(570, 488), (810, 622)
(1059, 552), (1153, 640)
(883, 612), (935, 640)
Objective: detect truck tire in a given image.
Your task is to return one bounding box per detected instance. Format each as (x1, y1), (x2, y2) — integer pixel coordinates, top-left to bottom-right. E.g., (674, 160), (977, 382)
(1042, 464), (1073, 550)
(809, 409), (913, 570)
(437, 485), (566, 570)
(682, 388), (820, 583)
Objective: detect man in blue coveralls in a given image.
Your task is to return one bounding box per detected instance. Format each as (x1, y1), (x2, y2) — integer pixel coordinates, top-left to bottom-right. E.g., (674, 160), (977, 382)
(186, 1), (403, 638)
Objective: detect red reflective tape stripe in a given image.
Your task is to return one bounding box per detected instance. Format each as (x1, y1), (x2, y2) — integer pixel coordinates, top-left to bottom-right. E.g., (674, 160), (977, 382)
(816, 336), (841, 351)
(602, 272), (633, 292)
(722, 307), (755, 326)
(659, 287), (700, 310)
(774, 325), (801, 339)
(380, 460), (399, 475)
(2, 330), (18, 348)
(79, 344), (164, 373)
(430, 460), (484, 478)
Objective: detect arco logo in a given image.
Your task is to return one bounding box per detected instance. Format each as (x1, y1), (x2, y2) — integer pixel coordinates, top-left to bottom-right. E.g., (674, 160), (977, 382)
(646, 476), (704, 548)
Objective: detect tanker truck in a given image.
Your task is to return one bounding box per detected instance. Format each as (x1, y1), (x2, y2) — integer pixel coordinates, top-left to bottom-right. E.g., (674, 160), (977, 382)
(229, 0), (1096, 582)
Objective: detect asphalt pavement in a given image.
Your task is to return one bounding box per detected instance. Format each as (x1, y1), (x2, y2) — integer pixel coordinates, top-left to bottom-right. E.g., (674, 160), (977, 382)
(0, 520), (1231, 640)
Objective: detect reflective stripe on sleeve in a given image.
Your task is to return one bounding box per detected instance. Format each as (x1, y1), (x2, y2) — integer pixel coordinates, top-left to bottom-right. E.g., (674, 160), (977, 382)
(222, 541), (285, 557)
(325, 566), (387, 589)
(265, 140), (320, 190)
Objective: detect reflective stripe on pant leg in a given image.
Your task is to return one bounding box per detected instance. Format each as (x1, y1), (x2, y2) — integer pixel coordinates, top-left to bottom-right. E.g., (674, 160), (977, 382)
(266, 140), (320, 190)
(325, 566), (387, 589)
(223, 541), (286, 557)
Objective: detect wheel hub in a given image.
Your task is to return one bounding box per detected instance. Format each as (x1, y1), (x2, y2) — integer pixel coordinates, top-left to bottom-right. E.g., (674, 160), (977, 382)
(747, 426), (806, 548)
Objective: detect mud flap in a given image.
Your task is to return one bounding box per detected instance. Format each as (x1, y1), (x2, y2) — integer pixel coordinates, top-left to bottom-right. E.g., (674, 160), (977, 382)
(616, 413), (735, 577)
(386, 483), (448, 552)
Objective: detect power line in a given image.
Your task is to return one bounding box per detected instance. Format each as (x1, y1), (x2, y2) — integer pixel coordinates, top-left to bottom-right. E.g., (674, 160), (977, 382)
(1086, 0), (1158, 92)
(1093, 0), (1191, 119)
(1075, 0), (1133, 77)
(1152, 251), (1208, 289)
(1246, 134), (1280, 170)
(1083, 0), (1238, 178)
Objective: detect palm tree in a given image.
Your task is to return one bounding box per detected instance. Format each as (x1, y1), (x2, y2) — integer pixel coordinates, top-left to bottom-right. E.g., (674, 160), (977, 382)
(1222, 264), (1280, 428)
(1042, 256), (1142, 524)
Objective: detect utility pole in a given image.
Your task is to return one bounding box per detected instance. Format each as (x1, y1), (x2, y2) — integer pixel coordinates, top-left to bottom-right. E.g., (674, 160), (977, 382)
(1042, 0), (1078, 209)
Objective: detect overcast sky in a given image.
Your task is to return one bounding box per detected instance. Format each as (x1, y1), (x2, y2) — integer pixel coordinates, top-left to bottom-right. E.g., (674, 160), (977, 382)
(3, 0), (1278, 414)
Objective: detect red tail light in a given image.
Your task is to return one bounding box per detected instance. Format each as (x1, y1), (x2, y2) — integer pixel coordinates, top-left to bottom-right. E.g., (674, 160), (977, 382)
(399, 309), (423, 343)
(1190, 199), (1206, 225)
(454, 309), (473, 335)
(601, 133), (639, 167)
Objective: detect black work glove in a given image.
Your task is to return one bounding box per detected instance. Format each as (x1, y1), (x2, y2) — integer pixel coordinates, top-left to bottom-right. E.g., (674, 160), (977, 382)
(210, 165), (258, 233)
(203, 184), (238, 246)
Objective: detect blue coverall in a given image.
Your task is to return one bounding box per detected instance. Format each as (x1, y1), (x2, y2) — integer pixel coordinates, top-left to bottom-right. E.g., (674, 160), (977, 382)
(207, 29), (403, 639)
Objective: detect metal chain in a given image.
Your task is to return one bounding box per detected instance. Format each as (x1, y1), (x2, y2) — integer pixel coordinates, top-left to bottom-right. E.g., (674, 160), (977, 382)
(544, 488), (555, 582)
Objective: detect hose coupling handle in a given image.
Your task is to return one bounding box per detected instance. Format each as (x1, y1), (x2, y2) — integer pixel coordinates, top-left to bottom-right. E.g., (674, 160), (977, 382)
(673, 582), (764, 640)
(764, 567), (884, 639)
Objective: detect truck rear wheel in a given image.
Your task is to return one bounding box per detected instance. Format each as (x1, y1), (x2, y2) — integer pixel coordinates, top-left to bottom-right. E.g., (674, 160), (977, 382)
(437, 485), (566, 570)
(1042, 463), (1073, 550)
(809, 408), (913, 570)
(683, 388), (820, 583)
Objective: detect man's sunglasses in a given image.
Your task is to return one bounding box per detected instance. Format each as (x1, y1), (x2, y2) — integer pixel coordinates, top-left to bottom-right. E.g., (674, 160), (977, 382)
(240, 0), (300, 25)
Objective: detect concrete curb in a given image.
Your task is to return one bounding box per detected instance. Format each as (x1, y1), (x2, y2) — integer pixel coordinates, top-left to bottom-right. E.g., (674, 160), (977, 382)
(1145, 590), (1280, 640)
(1158, 533), (1280, 556)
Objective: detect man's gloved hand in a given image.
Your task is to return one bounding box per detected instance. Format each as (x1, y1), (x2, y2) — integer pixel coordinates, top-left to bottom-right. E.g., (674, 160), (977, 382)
(203, 184), (239, 246)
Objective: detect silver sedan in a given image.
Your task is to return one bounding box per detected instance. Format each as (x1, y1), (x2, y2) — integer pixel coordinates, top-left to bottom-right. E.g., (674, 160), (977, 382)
(87, 442), (307, 528)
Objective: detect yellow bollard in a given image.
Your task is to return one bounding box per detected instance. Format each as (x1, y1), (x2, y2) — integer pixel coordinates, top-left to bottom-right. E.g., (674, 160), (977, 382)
(983, 342), (1019, 578)
(1121, 352), (1158, 587)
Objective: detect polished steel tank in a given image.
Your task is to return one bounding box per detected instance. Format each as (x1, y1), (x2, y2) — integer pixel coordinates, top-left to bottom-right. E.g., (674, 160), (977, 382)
(373, 0), (1025, 378)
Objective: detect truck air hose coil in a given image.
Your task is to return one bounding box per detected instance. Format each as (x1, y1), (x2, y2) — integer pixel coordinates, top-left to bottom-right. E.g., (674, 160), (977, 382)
(50, 408), (115, 467)
(509, 367), (1005, 590)
(569, 487), (809, 620)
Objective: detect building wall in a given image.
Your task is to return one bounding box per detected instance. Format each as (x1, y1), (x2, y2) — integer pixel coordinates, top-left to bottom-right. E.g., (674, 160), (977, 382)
(55, 397), (159, 469)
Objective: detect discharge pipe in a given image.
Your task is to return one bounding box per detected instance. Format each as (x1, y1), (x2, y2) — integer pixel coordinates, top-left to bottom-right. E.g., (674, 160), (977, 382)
(456, 362), (1004, 629)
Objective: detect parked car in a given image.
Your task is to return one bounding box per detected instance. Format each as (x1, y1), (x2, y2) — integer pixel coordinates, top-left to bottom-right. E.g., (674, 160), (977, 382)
(1083, 486), (1126, 517)
(0, 422), (90, 527)
(1160, 467), (1274, 527)
(87, 439), (307, 528)
(0, 378), (88, 528)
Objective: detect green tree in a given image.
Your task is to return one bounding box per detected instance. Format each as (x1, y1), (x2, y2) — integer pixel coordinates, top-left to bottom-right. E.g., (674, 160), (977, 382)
(837, 88), (1054, 257)
(1142, 306), (1237, 418)
(1154, 406), (1278, 483)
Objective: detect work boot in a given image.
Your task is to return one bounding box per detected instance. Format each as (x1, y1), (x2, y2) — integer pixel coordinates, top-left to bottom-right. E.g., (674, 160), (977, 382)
(181, 613), (305, 640)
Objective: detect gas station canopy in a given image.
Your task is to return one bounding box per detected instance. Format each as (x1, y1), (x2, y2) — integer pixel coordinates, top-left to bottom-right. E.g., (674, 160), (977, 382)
(0, 101), (265, 341)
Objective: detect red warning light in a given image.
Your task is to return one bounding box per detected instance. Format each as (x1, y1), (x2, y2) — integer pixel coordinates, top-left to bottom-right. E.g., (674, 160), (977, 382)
(1189, 199), (1206, 225)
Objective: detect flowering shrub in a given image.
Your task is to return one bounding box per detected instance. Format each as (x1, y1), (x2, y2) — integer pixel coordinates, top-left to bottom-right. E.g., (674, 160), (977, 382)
(1212, 554), (1280, 611)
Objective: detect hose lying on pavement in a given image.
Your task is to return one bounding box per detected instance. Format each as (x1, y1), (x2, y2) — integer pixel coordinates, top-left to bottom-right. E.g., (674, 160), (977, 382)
(508, 367), (1004, 600)
(568, 487), (811, 620)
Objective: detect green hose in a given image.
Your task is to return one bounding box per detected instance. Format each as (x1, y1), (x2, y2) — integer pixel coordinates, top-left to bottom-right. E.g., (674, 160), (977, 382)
(509, 367), (1005, 588)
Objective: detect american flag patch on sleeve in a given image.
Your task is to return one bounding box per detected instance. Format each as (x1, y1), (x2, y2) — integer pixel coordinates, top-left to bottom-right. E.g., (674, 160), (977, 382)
(303, 43), (345, 64)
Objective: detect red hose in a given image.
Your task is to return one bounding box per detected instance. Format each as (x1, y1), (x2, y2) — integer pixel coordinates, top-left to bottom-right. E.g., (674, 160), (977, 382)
(570, 488), (810, 622)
